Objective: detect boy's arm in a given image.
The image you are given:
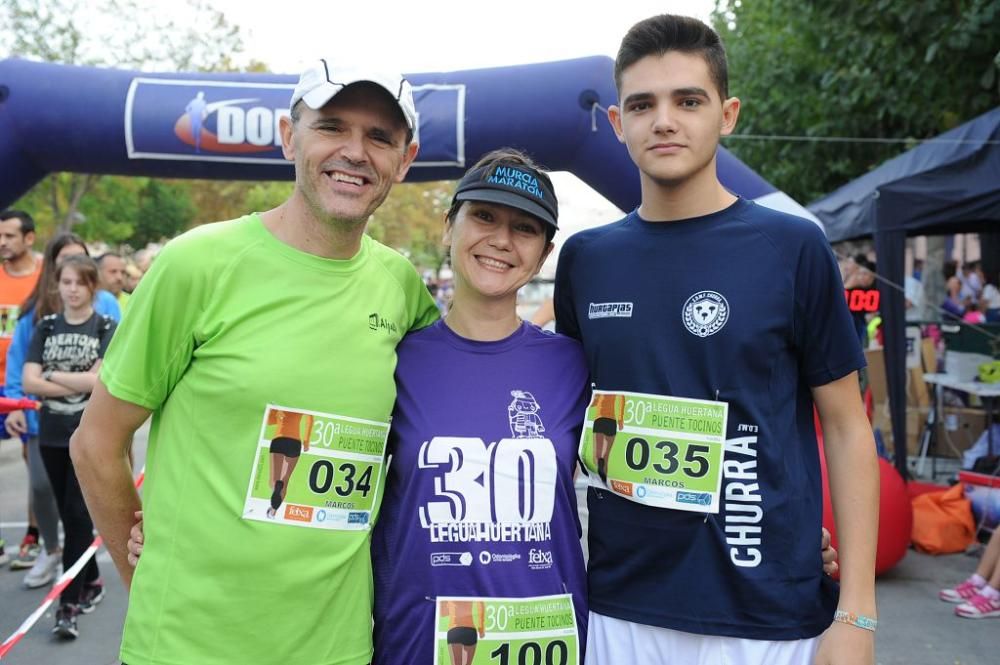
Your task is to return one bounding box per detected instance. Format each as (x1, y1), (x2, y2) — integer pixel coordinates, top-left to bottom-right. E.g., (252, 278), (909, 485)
(70, 381), (151, 589)
(812, 371), (877, 665)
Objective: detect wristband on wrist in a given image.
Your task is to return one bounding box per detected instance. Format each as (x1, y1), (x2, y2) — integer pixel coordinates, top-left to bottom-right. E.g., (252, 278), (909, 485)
(833, 609), (877, 632)
(42, 369), (53, 382)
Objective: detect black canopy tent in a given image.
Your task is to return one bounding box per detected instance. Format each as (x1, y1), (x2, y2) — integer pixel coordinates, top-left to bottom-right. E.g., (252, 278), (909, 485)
(809, 107), (1000, 477)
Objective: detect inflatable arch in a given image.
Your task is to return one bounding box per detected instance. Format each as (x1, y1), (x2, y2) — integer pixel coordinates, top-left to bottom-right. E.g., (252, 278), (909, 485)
(0, 56), (815, 222)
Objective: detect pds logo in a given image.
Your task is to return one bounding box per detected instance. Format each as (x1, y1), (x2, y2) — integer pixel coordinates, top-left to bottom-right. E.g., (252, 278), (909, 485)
(430, 552), (473, 567)
(676, 491), (712, 506)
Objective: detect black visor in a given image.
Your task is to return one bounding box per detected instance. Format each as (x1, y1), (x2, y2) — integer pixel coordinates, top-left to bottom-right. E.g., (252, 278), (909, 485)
(452, 163), (558, 230)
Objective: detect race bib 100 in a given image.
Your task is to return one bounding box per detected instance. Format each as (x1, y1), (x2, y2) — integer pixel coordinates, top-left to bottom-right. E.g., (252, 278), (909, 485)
(434, 594), (578, 665)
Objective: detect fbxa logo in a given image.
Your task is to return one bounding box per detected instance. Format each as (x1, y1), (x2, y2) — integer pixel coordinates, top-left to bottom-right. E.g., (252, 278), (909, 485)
(284, 504), (313, 522)
(610, 479), (634, 496)
(528, 549), (553, 565)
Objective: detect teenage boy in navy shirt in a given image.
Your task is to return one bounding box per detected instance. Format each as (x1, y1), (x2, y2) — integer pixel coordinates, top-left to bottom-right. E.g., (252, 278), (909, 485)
(555, 14), (877, 665)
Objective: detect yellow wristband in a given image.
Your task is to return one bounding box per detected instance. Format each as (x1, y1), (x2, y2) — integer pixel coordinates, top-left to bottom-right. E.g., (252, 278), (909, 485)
(834, 609), (877, 632)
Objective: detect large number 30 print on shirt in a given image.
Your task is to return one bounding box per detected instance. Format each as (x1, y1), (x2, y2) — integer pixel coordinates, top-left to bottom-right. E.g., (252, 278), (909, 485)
(418, 438), (557, 525)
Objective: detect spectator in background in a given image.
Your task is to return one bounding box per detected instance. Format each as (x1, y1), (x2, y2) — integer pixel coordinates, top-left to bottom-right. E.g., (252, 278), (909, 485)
(97, 253), (129, 311)
(905, 270), (925, 323)
(981, 269), (1000, 323)
(840, 254), (859, 284)
(133, 248), (155, 275)
(23, 254), (117, 638)
(912, 258), (924, 282)
(5, 233), (122, 591)
(959, 261), (981, 306)
(123, 262), (143, 294)
(963, 301), (988, 325)
(0, 209), (41, 570)
(940, 526), (1000, 619)
(942, 260), (966, 320)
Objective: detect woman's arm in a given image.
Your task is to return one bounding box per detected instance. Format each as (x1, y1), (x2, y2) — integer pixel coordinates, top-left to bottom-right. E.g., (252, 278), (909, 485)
(47, 370), (98, 393)
(47, 358), (103, 393)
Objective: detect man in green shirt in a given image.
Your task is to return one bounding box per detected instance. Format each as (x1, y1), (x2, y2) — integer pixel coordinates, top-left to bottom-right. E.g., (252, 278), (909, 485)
(71, 61), (438, 664)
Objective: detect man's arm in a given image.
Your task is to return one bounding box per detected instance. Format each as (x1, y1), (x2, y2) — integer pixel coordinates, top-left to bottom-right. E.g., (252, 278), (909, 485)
(70, 380), (151, 589)
(812, 371), (878, 665)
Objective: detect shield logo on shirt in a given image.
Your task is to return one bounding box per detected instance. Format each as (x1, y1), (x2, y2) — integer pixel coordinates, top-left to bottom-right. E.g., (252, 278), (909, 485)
(682, 291), (730, 337)
(692, 298), (721, 325)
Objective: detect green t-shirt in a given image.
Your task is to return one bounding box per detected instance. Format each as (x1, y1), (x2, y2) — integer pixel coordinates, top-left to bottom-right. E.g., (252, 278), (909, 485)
(102, 214), (439, 665)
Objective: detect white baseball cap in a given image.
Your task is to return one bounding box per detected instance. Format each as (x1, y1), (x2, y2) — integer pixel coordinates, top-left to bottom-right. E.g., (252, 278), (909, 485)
(289, 59), (417, 130)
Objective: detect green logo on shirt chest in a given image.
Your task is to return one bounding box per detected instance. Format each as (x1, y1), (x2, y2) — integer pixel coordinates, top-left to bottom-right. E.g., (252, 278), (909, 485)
(368, 312), (398, 335)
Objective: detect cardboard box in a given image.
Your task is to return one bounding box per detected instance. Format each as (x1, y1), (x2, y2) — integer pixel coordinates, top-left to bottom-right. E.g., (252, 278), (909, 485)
(864, 346), (932, 412)
(907, 367), (931, 408)
(865, 349), (887, 405)
(870, 403), (930, 457)
(906, 407), (931, 456)
(864, 338), (985, 459)
(884, 406), (986, 459)
(934, 408), (988, 459)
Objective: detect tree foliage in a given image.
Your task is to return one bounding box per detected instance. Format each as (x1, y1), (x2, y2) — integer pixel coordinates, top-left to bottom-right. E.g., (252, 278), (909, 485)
(14, 175), (197, 246)
(713, 0), (1000, 203)
(368, 181), (455, 275)
(1, 0), (243, 71)
(1, 0), (247, 241)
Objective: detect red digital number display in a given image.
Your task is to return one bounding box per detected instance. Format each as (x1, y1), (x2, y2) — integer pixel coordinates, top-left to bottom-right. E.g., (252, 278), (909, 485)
(844, 289), (880, 313)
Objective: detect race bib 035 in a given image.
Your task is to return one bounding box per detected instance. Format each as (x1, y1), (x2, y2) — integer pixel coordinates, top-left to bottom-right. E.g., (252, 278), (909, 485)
(578, 389), (728, 513)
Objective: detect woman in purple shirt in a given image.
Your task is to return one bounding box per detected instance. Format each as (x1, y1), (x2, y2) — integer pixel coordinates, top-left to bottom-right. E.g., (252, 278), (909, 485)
(372, 149), (590, 665)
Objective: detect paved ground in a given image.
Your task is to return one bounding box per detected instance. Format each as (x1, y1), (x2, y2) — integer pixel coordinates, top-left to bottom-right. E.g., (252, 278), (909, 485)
(1, 431), (998, 664)
(0, 425), (147, 665)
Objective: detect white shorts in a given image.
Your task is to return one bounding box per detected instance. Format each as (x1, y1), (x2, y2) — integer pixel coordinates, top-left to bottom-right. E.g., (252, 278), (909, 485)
(585, 612), (821, 665)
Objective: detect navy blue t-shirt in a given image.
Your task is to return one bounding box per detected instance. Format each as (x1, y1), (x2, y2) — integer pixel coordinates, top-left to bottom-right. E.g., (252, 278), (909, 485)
(554, 198), (865, 640)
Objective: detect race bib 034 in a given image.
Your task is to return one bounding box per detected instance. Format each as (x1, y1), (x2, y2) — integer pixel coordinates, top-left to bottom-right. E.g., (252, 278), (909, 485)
(242, 404), (389, 530)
